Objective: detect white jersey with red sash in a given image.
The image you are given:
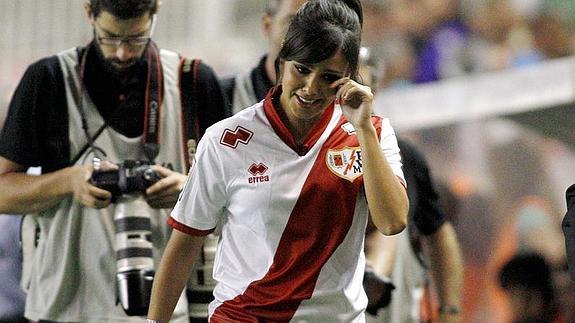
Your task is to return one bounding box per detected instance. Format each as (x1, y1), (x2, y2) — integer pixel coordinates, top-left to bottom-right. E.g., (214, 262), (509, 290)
(170, 89), (404, 322)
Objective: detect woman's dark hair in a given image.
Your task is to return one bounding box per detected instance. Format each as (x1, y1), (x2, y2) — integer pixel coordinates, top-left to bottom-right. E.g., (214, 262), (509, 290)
(89, 0), (157, 19)
(276, 0), (363, 81)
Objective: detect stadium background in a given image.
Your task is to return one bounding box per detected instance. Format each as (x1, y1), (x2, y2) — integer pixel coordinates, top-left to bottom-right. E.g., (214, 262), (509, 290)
(1, 0), (575, 321)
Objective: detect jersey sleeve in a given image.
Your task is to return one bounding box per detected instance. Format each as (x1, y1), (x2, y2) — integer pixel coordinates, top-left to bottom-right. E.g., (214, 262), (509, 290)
(379, 118), (405, 187)
(169, 131), (227, 236)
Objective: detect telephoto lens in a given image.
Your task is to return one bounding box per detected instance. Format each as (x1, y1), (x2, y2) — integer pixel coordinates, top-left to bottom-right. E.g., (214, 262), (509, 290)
(114, 194), (155, 316)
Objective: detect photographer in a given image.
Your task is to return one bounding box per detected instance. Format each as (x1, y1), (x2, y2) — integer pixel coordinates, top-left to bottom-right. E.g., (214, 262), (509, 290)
(0, 0), (225, 322)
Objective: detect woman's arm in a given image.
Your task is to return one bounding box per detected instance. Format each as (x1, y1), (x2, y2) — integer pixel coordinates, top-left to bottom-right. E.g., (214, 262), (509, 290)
(147, 230), (206, 322)
(333, 78), (408, 235)
(356, 125), (408, 234)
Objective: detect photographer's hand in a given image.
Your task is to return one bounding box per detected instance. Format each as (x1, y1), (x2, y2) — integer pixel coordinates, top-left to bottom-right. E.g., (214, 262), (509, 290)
(0, 156), (114, 213)
(145, 165), (187, 209)
(72, 163), (113, 209)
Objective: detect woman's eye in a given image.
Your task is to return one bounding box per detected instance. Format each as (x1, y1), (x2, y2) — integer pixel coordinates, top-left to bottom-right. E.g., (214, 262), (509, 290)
(295, 65), (310, 74)
(323, 74), (340, 83)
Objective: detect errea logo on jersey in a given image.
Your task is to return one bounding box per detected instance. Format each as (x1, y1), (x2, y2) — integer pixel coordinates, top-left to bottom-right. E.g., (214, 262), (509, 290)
(326, 147), (362, 182)
(248, 162), (269, 184)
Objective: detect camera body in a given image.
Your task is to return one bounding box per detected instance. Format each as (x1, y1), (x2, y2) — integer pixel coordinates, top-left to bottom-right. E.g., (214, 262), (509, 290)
(90, 160), (161, 199)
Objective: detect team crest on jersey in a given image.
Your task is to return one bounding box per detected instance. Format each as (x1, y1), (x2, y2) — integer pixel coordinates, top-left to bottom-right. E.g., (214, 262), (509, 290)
(220, 126), (253, 149)
(326, 147), (363, 182)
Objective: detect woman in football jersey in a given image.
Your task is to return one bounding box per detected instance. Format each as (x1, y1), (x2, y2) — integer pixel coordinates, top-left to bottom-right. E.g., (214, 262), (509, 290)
(147, 0), (408, 322)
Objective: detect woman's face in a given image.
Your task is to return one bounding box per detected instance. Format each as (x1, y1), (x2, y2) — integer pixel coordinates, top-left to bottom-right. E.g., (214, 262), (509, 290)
(279, 50), (349, 124)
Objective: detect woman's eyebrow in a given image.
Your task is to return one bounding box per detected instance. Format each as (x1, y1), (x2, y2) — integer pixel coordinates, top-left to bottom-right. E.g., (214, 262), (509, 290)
(323, 69), (344, 76)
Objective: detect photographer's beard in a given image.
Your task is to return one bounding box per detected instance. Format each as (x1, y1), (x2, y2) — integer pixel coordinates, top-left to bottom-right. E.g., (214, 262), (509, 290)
(92, 40), (147, 83)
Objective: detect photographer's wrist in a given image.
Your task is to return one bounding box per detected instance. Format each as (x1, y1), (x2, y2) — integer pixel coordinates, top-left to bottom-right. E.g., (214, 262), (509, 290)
(67, 165), (90, 192)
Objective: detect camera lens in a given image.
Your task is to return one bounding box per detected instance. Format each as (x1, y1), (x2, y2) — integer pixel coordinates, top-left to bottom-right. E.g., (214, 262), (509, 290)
(114, 194), (155, 316)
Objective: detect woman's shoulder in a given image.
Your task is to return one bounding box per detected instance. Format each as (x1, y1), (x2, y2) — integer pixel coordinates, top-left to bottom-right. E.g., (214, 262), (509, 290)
(203, 101), (265, 137)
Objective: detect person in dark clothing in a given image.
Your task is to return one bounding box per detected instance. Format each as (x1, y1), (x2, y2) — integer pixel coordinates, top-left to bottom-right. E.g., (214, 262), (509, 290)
(358, 46), (463, 323)
(221, 0), (307, 116)
(562, 184), (575, 290)
(0, 1), (226, 322)
(499, 252), (559, 323)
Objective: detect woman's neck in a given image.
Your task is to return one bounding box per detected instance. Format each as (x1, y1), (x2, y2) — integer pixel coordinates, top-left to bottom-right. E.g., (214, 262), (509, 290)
(276, 96), (321, 146)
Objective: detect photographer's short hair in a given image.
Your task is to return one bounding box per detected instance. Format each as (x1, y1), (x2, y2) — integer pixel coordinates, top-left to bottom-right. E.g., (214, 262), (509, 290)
(277, 0), (363, 80)
(89, 0), (157, 19)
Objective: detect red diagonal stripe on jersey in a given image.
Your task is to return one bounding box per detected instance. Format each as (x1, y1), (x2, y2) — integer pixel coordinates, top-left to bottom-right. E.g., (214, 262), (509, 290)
(211, 116), (379, 322)
(220, 126), (253, 149)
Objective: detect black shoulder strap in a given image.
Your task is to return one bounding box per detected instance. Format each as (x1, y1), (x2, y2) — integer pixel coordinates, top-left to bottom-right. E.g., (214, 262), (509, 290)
(179, 57), (201, 171)
(220, 76), (236, 117)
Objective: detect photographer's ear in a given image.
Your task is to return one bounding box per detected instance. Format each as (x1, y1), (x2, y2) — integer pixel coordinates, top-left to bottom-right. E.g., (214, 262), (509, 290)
(262, 12), (273, 37)
(84, 2), (95, 25)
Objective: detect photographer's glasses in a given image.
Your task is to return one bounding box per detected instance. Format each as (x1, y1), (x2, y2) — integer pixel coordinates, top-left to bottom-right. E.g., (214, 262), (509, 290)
(94, 15), (157, 49)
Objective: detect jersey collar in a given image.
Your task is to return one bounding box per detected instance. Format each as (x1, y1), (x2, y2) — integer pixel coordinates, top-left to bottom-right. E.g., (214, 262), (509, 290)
(263, 86), (335, 156)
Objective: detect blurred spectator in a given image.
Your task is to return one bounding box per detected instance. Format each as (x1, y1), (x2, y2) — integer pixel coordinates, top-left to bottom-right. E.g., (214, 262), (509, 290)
(0, 214), (26, 323)
(366, 0), (575, 83)
(498, 253), (560, 323)
(528, 11), (574, 59)
(377, 34), (417, 89)
(361, 0), (394, 47)
(514, 197), (565, 265)
(464, 0), (543, 72)
(546, 0), (575, 29)
(409, 0), (470, 83)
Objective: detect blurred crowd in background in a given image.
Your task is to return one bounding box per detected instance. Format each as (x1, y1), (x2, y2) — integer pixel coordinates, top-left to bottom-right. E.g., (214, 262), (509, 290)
(1, 0), (575, 322)
(360, 0), (575, 321)
(359, 0), (574, 86)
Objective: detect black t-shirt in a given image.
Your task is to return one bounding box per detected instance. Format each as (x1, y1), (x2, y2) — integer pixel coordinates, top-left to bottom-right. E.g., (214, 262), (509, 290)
(0, 43), (226, 173)
(398, 138), (447, 266)
(399, 138), (447, 235)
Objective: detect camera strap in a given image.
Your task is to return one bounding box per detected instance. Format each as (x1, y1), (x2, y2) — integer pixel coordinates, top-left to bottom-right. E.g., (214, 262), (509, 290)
(179, 57), (201, 171)
(75, 42), (163, 164)
(142, 43), (163, 162)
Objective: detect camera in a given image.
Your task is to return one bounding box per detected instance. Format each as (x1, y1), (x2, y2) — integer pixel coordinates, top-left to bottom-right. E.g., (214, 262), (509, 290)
(89, 160), (161, 316)
(90, 160), (161, 199)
